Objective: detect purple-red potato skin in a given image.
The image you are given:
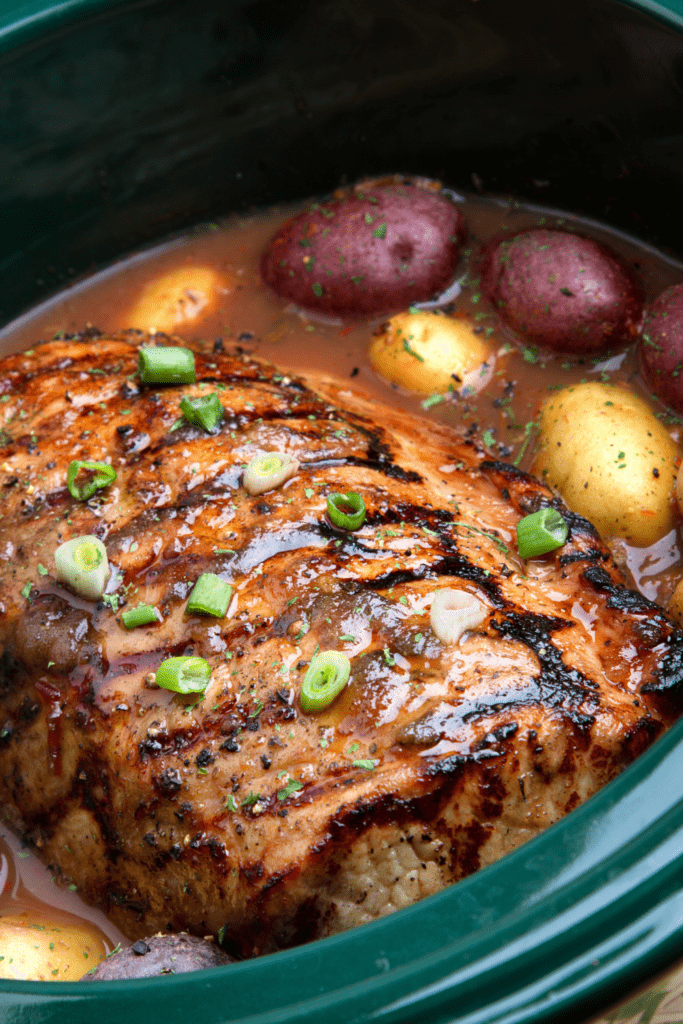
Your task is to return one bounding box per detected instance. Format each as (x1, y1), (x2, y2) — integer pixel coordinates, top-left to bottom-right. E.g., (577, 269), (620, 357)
(481, 228), (644, 354)
(639, 284), (683, 414)
(260, 183), (466, 316)
(81, 934), (235, 980)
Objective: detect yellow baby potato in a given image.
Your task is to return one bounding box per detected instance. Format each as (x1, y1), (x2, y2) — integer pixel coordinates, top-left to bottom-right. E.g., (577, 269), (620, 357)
(668, 579), (683, 629)
(676, 466), (683, 518)
(369, 311), (492, 395)
(0, 912), (107, 981)
(533, 382), (680, 547)
(125, 266), (226, 334)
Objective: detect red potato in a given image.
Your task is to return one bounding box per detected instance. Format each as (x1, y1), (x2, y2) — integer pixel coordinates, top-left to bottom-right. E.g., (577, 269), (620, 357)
(480, 228), (644, 355)
(82, 934), (235, 980)
(639, 283), (683, 413)
(260, 180), (466, 317)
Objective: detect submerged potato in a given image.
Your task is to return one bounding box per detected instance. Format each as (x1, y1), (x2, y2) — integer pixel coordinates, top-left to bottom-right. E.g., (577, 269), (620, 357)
(369, 311), (492, 395)
(124, 266), (226, 334)
(639, 284), (683, 414)
(533, 383), (679, 546)
(481, 228), (643, 355)
(260, 180), (466, 317)
(0, 912), (107, 981)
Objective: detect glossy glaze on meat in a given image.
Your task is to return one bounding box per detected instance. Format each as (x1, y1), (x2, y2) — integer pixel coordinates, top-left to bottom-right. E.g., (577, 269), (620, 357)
(0, 330), (681, 957)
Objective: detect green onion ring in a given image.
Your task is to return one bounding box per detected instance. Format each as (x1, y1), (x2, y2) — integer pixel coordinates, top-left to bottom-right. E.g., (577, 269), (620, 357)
(138, 345), (196, 385)
(180, 392), (224, 433)
(243, 451), (299, 496)
(326, 491), (366, 530)
(300, 650), (351, 713)
(516, 507), (569, 559)
(186, 573), (233, 618)
(121, 604), (161, 629)
(54, 535), (109, 601)
(66, 460), (117, 502)
(155, 656), (212, 694)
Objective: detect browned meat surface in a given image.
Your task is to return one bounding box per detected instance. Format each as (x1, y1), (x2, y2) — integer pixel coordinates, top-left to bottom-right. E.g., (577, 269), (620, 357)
(0, 330), (681, 957)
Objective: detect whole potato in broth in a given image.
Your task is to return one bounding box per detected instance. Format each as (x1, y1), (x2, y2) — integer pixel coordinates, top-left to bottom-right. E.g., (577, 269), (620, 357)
(369, 311), (493, 395)
(533, 383), (680, 546)
(0, 912), (106, 981)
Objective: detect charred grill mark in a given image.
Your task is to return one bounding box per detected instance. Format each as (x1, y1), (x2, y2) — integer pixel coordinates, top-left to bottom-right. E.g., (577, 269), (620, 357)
(554, 508), (602, 541)
(492, 610), (599, 699)
(427, 748), (502, 777)
(620, 715), (662, 758)
(480, 460), (532, 479)
(481, 461), (602, 544)
(560, 548), (609, 567)
(74, 757), (123, 857)
(435, 554), (506, 606)
(565, 710), (596, 748)
(365, 566), (432, 590)
(582, 565), (664, 615)
(643, 633), (683, 700)
(375, 504), (454, 527)
(342, 455), (422, 483)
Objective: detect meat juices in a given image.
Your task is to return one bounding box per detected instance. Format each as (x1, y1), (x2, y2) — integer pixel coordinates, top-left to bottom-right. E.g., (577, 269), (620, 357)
(0, 332), (681, 956)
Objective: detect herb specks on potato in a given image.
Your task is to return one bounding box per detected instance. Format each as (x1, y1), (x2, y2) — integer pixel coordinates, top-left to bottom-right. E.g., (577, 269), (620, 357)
(533, 382), (679, 546)
(260, 180), (466, 317)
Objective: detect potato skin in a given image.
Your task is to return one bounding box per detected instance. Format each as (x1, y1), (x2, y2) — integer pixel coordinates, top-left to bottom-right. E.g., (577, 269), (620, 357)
(260, 182), (466, 317)
(481, 229), (644, 354)
(124, 267), (226, 334)
(0, 913), (107, 981)
(81, 933), (235, 980)
(533, 382), (679, 546)
(668, 578), (683, 629)
(369, 311), (492, 395)
(639, 284), (683, 413)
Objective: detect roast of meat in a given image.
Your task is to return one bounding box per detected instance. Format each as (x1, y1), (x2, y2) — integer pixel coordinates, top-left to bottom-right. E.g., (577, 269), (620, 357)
(0, 330), (681, 957)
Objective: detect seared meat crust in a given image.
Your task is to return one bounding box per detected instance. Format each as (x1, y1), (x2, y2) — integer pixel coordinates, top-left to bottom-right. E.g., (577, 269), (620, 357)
(0, 330), (681, 956)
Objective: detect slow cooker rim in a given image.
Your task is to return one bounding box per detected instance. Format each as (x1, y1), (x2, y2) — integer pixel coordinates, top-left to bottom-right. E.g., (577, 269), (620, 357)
(2, 0), (683, 1021)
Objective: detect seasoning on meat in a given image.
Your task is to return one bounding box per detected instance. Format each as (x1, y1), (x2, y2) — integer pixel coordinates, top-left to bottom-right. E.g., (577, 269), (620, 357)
(0, 330), (681, 958)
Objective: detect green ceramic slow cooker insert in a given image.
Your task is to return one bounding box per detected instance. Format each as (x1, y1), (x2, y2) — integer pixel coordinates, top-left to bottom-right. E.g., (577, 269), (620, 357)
(2, 0), (683, 1021)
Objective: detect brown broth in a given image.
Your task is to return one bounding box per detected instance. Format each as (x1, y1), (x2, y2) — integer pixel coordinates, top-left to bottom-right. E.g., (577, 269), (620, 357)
(0, 829), (125, 957)
(1, 188), (682, 950)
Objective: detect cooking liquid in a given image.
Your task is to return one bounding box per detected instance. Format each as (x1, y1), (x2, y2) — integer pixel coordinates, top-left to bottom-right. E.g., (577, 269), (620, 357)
(0, 189), (682, 964)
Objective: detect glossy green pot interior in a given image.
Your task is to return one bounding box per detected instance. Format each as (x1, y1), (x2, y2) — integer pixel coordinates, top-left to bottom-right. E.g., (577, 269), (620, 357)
(2, 0), (683, 1021)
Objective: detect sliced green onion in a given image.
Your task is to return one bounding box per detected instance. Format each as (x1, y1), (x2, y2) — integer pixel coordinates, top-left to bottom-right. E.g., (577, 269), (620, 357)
(66, 460), (116, 501)
(180, 392), (224, 433)
(300, 650), (351, 713)
(156, 656), (211, 694)
(186, 573), (233, 617)
(326, 491), (366, 530)
(516, 508), (569, 559)
(54, 536), (109, 601)
(243, 451), (299, 496)
(121, 604), (161, 629)
(138, 345), (195, 385)
(430, 588), (487, 645)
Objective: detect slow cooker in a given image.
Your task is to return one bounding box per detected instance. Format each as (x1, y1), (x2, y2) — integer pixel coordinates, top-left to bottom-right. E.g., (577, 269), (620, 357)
(2, 1), (683, 1021)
